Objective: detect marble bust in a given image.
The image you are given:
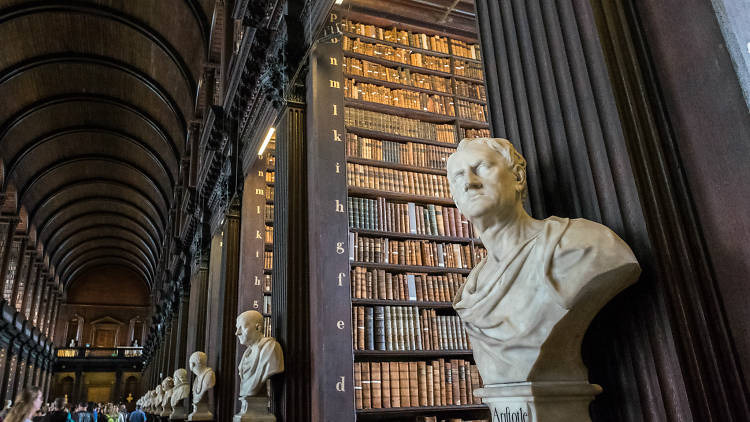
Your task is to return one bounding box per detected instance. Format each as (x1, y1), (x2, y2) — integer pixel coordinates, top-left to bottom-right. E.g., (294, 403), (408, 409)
(233, 310), (284, 421)
(170, 368), (190, 420)
(160, 377), (174, 416)
(187, 351), (216, 421)
(447, 138), (641, 421)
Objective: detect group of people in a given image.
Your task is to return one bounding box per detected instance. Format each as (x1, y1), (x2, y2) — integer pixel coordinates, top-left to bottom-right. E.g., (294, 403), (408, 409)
(0, 388), (147, 422)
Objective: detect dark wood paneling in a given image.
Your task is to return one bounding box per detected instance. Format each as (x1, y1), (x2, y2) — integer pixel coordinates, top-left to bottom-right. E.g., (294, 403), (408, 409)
(272, 103), (309, 422)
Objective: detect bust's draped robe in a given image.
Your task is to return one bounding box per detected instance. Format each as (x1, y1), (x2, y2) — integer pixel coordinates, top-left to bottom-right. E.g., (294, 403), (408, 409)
(239, 337), (284, 396)
(453, 217), (640, 385)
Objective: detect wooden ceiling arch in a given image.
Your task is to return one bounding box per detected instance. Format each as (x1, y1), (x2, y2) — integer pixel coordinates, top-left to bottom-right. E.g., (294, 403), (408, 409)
(64, 259), (152, 289)
(39, 202), (163, 247)
(31, 180), (167, 232)
(44, 213), (160, 257)
(0, 0), (210, 291)
(59, 243), (155, 281)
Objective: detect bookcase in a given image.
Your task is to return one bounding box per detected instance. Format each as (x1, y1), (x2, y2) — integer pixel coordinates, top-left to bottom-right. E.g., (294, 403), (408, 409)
(263, 136), (276, 335)
(307, 8), (491, 422)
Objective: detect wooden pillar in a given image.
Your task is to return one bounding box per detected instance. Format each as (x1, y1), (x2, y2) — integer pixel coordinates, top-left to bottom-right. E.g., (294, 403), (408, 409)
(213, 197), (241, 421)
(173, 288), (190, 375)
(272, 100), (309, 421)
(48, 295), (61, 343)
(186, 252), (209, 364)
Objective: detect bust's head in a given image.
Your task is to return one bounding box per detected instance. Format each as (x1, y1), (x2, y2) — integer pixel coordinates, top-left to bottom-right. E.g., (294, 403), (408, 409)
(236, 310), (264, 347)
(161, 376), (173, 390)
(447, 138), (527, 223)
(173, 368), (188, 385)
(189, 351), (207, 375)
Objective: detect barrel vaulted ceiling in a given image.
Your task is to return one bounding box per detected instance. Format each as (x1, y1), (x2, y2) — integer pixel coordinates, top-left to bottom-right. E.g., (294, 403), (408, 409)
(0, 0), (213, 289)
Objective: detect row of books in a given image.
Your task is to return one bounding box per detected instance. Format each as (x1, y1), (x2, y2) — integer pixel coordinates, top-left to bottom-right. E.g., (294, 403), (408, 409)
(265, 171), (275, 183)
(353, 359), (483, 409)
(346, 133), (455, 170)
(454, 60), (484, 80)
(263, 296), (272, 314)
(264, 204), (274, 220)
(345, 107), (457, 144)
(451, 39), (482, 61)
(264, 251), (272, 270)
(343, 37), (452, 73)
(266, 154), (275, 168)
(342, 19), (454, 55)
(265, 188), (274, 201)
(345, 57), (451, 93)
(347, 163), (451, 199)
(263, 316), (272, 337)
(456, 99), (487, 122)
(263, 274), (272, 292)
(455, 80), (487, 101)
(460, 128), (490, 139)
(346, 80), (456, 116)
(265, 226), (273, 244)
(349, 234), (476, 269)
(353, 305), (471, 351)
(351, 268), (466, 303)
(347, 196), (475, 239)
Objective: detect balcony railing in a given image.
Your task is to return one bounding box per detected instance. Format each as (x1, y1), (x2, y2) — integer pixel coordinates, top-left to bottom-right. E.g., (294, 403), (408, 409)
(56, 347), (144, 359)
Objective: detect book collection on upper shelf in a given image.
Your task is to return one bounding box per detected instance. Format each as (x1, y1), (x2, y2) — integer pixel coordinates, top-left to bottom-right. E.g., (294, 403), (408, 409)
(339, 15), (490, 421)
(262, 136), (276, 335)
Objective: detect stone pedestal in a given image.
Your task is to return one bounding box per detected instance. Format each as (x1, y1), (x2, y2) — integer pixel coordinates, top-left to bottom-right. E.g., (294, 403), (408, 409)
(475, 382), (602, 422)
(187, 401), (213, 421)
(161, 404), (173, 417)
(170, 402), (187, 420)
(233, 396), (275, 422)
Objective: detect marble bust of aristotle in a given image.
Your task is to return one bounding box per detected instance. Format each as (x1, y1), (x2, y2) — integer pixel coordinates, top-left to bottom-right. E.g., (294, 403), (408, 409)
(447, 138), (641, 385)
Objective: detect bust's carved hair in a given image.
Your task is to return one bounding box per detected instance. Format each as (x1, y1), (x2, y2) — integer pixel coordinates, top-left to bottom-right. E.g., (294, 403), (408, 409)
(452, 137), (528, 200)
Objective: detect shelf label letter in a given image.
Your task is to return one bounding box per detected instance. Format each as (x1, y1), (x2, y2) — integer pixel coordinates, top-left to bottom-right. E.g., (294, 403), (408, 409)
(337, 320), (345, 330)
(253, 300), (259, 309)
(329, 80), (340, 89)
(256, 231), (262, 239)
(336, 242), (345, 254)
(337, 272), (346, 286)
(336, 376), (346, 392)
(336, 162), (341, 173)
(333, 130), (342, 142)
(335, 200), (345, 213)
(332, 104), (338, 116)
(330, 57), (338, 66)
(254, 276), (261, 286)
(255, 188), (264, 195)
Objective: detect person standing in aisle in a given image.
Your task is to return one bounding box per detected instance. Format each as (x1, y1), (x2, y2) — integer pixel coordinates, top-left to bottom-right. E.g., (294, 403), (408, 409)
(41, 398), (67, 422)
(127, 405), (145, 422)
(3, 387), (43, 422)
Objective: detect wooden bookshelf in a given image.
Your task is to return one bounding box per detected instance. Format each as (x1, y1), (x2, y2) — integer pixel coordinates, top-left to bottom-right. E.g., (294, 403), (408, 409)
(339, 14), (489, 421)
(306, 10), (489, 421)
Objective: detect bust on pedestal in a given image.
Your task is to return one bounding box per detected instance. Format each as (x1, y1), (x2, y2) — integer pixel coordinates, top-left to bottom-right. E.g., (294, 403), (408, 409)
(170, 368), (190, 420)
(187, 351), (216, 421)
(233, 310), (284, 422)
(447, 138), (641, 422)
(160, 377), (175, 417)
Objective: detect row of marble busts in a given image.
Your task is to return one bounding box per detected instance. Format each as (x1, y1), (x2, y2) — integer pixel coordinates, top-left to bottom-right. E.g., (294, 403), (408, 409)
(136, 365), (196, 419)
(136, 310), (283, 422)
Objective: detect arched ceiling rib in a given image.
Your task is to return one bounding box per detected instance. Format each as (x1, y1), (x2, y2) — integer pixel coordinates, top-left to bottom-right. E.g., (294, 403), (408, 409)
(0, 0), (209, 290)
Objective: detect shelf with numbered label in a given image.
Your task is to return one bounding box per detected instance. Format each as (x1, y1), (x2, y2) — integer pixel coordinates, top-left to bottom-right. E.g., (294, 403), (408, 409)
(305, 8), (491, 421)
(263, 135), (276, 335)
(338, 16), (490, 420)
